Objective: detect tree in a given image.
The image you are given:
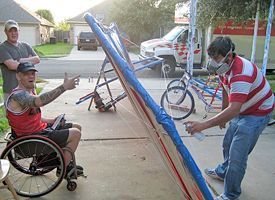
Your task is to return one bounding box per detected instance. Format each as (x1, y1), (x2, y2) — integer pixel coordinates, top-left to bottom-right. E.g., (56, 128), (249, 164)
(36, 9), (55, 24)
(110, 0), (181, 43)
(56, 20), (70, 31)
(196, 0), (272, 27)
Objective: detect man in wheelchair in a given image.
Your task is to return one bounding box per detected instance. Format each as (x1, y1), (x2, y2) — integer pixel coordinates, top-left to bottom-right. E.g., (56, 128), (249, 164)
(5, 62), (84, 178)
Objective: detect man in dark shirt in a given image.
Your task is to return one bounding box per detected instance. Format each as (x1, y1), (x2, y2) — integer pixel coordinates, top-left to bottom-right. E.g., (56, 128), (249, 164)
(0, 19), (40, 102)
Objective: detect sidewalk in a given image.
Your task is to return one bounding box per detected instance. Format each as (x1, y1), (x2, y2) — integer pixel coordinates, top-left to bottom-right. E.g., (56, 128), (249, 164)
(1, 78), (274, 200)
(53, 46), (139, 61)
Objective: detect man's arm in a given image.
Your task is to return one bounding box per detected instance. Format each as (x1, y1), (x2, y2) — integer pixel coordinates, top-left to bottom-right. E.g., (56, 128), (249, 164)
(35, 85), (66, 107)
(9, 73), (80, 110)
(10, 85), (66, 110)
(186, 102), (242, 135)
(20, 43), (40, 65)
(1, 43), (40, 70)
(0, 44), (18, 70)
(3, 59), (19, 70)
(204, 101), (242, 129)
(221, 85), (229, 110)
(219, 85), (229, 129)
(19, 55), (40, 65)
(4, 55), (40, 71)
(36, 73), (80, 107)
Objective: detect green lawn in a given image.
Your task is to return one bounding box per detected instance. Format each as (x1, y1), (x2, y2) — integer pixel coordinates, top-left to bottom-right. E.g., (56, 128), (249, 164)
(0, 107), (9, 134)
(266, 74), (275, 91)
(34, 42), (74, 58)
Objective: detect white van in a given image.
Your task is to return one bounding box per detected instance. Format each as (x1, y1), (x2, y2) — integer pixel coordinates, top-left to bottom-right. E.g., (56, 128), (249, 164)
(140, 25), (275, 76)
(139, 26), (203, 77)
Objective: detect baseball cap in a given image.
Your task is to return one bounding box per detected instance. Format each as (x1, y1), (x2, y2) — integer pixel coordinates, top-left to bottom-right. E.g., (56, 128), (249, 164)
(17, 62), (37, 73)
(4, 19), (19, 31)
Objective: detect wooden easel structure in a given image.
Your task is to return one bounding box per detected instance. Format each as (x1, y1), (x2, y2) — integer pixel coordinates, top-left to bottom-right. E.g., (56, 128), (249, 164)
(76, 56), (162, 111)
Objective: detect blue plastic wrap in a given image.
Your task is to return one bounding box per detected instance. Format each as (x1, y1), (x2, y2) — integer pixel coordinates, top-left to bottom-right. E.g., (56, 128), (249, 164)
(84, 13), (213, 200)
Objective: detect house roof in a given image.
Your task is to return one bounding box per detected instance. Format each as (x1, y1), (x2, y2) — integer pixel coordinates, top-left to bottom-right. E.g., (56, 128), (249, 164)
(0, 0), (54, 27)
(67, 0), (112, 24)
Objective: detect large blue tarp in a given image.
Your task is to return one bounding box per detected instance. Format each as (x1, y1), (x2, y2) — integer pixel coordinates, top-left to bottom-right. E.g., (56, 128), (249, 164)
(84, 13), (213, 200)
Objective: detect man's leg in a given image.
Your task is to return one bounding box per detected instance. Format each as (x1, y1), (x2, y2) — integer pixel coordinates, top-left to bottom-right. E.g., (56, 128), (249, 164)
(223, 114), (271, 199)
(215, 118), (238, 179)
(206, 117), (238, 181)
(72, 123), (81, 131)
(46, 124), (83, 177)
(63, 127), (81, 166)
(53, 122), (82, 167)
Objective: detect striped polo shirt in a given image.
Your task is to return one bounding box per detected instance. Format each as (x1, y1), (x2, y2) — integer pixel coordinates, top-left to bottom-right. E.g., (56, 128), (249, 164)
(220, 56), (274, 116)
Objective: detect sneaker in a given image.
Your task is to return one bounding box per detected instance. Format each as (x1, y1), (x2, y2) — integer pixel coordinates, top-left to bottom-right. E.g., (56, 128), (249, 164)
(204, 168), (224, 181)
(56, 163), (84, 177)
(215, 193), (230, 200)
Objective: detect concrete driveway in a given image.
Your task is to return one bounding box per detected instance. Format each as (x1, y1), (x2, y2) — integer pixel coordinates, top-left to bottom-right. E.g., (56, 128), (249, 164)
(41, 78), (275, 200)
(0, 78), (274, 200)
(54, 46), (139, 61)
(1, 44), (274, 199)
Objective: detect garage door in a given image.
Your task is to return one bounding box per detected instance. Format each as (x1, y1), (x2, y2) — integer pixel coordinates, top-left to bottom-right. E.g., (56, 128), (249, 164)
(73, 25), (92, 45)
(19, 26), (37, 46)
(0, 25), (6, 43)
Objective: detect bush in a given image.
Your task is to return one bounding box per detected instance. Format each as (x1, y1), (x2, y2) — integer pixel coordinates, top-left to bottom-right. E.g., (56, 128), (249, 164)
(0, 107), (9, 136)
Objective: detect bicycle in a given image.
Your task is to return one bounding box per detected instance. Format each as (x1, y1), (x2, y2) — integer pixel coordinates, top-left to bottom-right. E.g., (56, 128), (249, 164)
(160, 70), (222, 120)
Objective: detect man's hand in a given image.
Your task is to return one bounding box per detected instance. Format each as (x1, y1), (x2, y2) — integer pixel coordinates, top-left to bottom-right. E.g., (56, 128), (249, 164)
(184, 121), (207, 135)
(62, 72), (80, 90)
(36, 73), (80, 107)
(219, 122), (226, 129)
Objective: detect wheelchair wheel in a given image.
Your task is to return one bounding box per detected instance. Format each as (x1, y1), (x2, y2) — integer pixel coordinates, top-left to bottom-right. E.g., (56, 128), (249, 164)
(160, 86), (195, 120)
(1, 135), (66, 198)
(67, 181), (77, 191)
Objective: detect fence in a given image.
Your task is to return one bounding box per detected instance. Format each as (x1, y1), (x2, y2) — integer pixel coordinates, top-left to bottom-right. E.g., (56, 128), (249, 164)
(54, 31), (70, 43)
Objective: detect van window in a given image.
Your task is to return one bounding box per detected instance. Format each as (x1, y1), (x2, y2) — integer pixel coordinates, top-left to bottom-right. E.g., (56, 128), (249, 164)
(163, 26), (186, 42)
(178, 30), (188, 43)
(177, 29), (198, 43)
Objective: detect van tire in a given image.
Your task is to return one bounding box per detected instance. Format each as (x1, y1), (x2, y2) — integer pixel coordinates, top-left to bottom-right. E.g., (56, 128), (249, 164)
(161, 58), (176, 78)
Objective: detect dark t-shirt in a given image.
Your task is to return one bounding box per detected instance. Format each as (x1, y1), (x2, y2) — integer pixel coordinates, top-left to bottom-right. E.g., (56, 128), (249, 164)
(0, 41), (37, 93)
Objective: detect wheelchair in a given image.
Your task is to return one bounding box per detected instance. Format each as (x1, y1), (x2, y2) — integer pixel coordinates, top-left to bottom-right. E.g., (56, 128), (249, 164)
(0, 114), (86, 198)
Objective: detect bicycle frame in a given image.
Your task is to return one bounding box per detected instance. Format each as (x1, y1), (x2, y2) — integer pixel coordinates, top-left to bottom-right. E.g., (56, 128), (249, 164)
(163, 71), (222, 119)
(185, 72), (222, 117)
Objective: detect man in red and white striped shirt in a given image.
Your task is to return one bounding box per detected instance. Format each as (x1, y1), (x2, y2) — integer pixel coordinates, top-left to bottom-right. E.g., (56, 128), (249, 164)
(186, 36), (274, 200)
(219, 55), (274, 116)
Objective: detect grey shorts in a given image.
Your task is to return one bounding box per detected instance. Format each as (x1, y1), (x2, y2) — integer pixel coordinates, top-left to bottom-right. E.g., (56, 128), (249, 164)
(35, 123), (73, 148)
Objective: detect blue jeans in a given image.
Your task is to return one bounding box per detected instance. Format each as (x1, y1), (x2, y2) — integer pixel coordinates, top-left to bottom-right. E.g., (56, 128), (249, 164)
(215, 113), (272, 200)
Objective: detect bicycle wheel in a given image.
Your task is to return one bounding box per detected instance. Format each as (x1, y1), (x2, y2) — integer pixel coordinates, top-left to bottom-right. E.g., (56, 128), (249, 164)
(167, 78), (186, 89)
(1, 135), (66, 198)
(160, 86), (195, 120)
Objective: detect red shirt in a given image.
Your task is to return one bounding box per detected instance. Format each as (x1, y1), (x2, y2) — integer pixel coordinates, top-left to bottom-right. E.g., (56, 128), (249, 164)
(220, 56), (274, 115)
(6, 89), (47, 137)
